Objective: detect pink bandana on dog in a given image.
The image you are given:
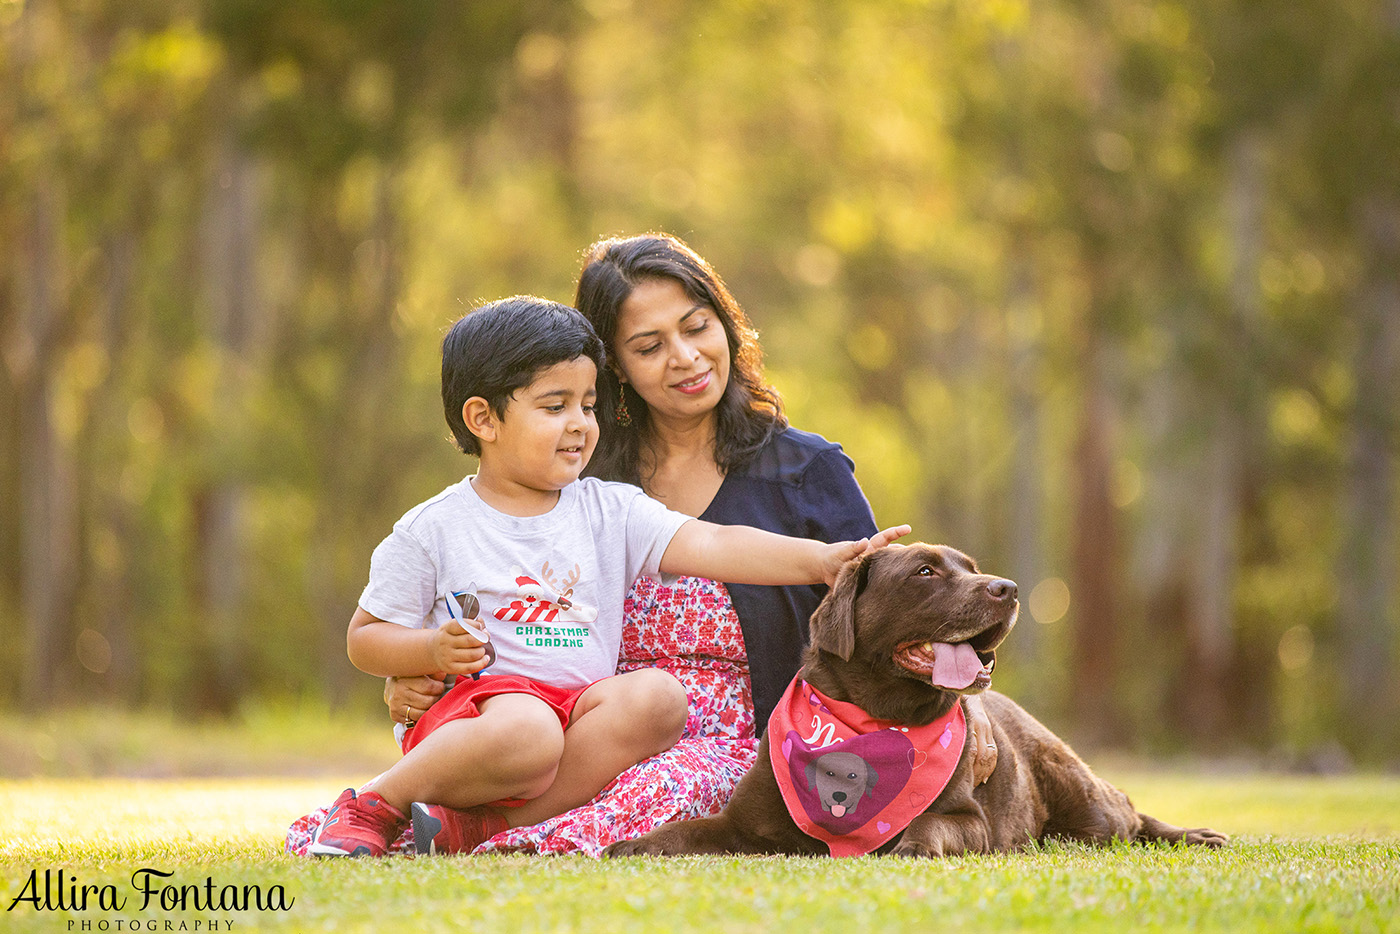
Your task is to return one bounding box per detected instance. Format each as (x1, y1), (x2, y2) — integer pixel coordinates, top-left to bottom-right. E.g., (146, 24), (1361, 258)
(768, 676), (966, 857)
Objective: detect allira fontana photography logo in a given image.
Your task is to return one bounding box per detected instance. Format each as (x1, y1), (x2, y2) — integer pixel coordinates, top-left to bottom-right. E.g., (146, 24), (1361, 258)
(8, 868), (294, 929)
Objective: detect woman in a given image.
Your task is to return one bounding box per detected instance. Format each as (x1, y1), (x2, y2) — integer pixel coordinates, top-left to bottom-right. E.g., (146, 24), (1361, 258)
(575, 234), (881, 731)
(287, 233), (994, 857)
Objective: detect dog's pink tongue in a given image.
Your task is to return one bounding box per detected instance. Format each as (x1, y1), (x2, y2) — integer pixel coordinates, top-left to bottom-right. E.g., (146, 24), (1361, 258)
(931, 643), (984, 689)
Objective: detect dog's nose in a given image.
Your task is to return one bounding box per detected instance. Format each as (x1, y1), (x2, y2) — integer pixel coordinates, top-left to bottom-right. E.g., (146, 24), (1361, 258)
(831, 792), (847, 802)
(987, 579), (1018, 601)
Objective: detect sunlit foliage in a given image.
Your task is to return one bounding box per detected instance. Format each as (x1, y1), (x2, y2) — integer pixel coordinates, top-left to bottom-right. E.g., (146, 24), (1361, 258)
(1, 0), (1396, 760)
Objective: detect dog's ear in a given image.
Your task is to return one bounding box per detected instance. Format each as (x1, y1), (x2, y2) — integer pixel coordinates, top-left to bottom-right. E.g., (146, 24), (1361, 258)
(804, 760), (818, 790)
(807, 552), (873, 661)
(865, 763), (878, 795)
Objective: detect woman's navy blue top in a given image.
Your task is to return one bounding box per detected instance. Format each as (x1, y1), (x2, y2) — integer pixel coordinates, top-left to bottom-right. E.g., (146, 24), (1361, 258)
(699, 427), (878, 731)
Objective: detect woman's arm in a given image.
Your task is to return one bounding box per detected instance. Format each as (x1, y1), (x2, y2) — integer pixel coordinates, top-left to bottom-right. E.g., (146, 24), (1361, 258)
(659, 520), (910, 586)
(964, 694), (998, 784)
(384, 674), (447, 726)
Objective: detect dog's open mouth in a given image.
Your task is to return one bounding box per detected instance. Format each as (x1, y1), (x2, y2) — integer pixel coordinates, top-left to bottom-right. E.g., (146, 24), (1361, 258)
(894, 640), (995, 692)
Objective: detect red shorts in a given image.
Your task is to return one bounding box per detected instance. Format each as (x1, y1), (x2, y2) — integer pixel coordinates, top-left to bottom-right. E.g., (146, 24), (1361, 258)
(400, 674), (593, 756)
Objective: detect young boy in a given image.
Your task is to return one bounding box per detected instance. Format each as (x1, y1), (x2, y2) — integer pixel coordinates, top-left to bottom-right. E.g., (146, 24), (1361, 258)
(309, 296), (906, 857)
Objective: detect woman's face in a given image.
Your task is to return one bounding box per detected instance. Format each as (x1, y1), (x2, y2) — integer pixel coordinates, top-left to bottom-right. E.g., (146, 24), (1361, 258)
(613, 277), (731, 428)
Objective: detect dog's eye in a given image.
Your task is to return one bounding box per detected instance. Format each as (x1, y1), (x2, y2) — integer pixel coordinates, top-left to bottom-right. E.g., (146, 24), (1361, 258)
(917, 565), (936, 577)
(847, 773), (858, 779)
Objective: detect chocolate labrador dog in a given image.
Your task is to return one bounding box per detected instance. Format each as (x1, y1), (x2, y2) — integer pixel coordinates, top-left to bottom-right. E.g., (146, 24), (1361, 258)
(606, 543), (1227, 858)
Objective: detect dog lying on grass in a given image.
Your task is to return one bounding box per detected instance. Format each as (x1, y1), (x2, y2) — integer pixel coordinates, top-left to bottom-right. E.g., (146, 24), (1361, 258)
(606, 543), (1228, 858)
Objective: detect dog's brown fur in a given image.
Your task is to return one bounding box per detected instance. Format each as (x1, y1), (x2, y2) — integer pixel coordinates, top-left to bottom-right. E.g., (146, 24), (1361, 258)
(605, 543), (1227, 857)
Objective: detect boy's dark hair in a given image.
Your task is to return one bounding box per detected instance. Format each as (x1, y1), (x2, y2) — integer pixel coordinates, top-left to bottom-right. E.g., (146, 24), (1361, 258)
(442, 296), (605, 456)
(574, 233), (786, 485)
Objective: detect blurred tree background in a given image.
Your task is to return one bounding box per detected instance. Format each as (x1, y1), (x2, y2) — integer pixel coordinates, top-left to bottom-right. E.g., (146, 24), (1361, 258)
(2, 0), (1397, 764)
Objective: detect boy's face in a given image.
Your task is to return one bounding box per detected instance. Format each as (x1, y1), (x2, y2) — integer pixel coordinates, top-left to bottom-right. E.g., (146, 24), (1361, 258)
(478, 356), (599, 492)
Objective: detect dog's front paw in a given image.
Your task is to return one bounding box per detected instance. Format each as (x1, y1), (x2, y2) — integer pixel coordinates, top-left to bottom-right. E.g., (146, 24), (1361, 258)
(1181, 827), (1229, 848)
(604, 834), (678, 858)
(890, 815), (985, 858)
(890, 837), (945, 858)
(603, 838), (654, 858)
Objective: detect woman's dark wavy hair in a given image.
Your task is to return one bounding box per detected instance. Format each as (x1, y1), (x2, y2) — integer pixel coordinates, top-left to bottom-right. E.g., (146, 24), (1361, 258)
(574, 233), (786, 485)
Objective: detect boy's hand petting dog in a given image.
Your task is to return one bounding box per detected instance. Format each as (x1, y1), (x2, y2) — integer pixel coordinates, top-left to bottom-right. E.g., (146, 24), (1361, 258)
(431, 616), (492, 676)
(862, 525), (913, 554)
(820, 525), (912, 585)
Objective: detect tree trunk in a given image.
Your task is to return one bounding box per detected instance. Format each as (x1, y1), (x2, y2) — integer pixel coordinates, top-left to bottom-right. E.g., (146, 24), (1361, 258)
(1178, 131), (1266, 744)
(193, 128), (262, 713)
(17, 174), (79, 706)
(1006, 252), (1049, 709)
(1183, 405), (1242, 741)
(1337, 195), (1400, 756)
(1138, 308), (1194, 745)
(88, 230), (140, 702)
(1069, 330), (1122, 748)
(309, 163), (404, 704)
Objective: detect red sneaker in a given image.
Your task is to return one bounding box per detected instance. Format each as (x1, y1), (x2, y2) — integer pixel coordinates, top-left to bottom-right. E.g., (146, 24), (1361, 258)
(308, 788), (408, 857)
(411, 802), (508, 855)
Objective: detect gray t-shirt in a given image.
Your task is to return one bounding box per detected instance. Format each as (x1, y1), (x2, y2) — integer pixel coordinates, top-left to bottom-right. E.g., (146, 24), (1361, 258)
(359, 475), (691, 691)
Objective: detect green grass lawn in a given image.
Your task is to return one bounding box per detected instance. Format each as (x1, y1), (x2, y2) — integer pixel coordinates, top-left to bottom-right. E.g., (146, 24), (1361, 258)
(3, 769), (1398, 934)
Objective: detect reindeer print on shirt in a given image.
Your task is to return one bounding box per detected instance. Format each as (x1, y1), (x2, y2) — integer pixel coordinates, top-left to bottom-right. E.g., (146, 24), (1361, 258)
(494, 563), (598, 626)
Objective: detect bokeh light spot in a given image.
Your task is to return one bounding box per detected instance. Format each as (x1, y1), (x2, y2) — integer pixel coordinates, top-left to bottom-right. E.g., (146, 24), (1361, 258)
(1277, 624), (1314, 674)
(794, 243), (840, 287)
(1111, 458), (1143, 508)
(847, 323), (893, 371)
(127, 398), (165, 444)
(76, 629), (113, 674)
(1030, 577), (1071, 624)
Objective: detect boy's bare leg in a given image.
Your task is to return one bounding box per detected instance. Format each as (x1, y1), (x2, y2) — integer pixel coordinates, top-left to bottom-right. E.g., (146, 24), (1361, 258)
(503, 668), (688, 827)
(369, 693), (566, 813)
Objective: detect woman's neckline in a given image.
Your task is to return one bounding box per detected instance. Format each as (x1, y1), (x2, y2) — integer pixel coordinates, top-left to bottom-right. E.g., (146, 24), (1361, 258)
(640, 439), (726, 519)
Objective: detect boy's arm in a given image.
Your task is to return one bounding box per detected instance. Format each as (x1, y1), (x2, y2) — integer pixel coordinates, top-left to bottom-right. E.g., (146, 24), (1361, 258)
(347, 606), (491, 678)
(658, 520), (910, 587)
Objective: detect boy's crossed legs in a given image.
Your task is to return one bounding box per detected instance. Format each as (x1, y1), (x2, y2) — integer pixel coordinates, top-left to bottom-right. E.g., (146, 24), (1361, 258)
(310, 668), (687, 856)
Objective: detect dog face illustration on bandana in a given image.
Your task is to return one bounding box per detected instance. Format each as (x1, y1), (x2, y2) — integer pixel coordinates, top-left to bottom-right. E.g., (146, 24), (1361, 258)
(768, 677), (966, 857)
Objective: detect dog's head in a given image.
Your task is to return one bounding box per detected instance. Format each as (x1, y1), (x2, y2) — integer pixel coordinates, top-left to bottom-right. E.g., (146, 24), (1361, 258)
(803, 750), (878, 819)
(808, 543), (1018, 696)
